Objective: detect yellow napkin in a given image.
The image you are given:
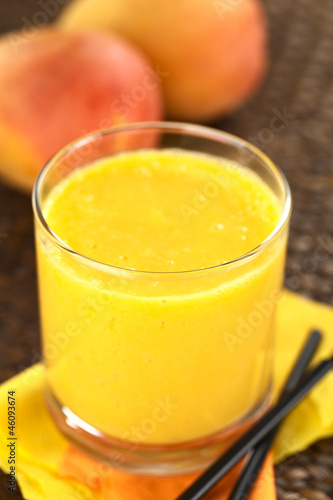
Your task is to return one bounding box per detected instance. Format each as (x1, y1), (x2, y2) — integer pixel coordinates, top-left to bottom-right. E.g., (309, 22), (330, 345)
(0, 289), (333, 500)
(273, 291), (333, 461)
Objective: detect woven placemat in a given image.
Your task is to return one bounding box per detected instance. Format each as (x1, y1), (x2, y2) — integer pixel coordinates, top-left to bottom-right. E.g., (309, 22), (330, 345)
(0, 0), (332, 499)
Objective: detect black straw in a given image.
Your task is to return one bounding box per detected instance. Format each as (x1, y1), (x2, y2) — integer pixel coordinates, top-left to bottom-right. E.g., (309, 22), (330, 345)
(227, 329), (322, 500)
(176, 355), (333, 500)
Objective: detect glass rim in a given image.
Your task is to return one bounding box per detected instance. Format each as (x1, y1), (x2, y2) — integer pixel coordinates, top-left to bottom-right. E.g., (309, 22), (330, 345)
(32, 121), (292, 278)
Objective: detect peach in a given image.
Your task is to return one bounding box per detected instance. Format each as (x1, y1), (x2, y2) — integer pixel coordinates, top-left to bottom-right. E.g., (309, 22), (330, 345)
(59, 0), (267, 122)
(0, 29), (163, 191)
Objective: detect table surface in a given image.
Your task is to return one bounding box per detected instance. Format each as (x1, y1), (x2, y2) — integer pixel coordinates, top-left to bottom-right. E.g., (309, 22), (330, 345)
(0, 0), (333, 499)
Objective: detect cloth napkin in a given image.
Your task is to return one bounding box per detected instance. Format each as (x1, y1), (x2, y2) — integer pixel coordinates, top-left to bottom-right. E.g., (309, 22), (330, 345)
(1, 290), (333, 500)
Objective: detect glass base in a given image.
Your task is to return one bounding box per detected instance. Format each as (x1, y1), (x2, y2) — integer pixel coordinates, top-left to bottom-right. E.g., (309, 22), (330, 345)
(44, 386), (271, 476)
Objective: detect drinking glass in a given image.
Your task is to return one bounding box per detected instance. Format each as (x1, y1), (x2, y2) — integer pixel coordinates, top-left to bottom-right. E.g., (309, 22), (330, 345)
(32, 122), (291, 474)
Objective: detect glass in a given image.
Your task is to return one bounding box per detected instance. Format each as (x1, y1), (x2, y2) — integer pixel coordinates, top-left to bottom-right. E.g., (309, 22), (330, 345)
(32, 122), (291, 475)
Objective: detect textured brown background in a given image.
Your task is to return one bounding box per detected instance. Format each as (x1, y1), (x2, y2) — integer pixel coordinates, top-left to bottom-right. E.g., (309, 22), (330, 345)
(0, 0), (332, 499)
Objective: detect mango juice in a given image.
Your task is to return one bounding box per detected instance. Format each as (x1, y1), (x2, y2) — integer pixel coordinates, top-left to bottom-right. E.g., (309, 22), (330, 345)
(36, 149), (287, 444)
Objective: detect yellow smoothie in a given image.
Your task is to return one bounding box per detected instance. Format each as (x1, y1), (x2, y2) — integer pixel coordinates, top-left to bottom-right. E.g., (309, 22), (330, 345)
(36, 149), (286, 444)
